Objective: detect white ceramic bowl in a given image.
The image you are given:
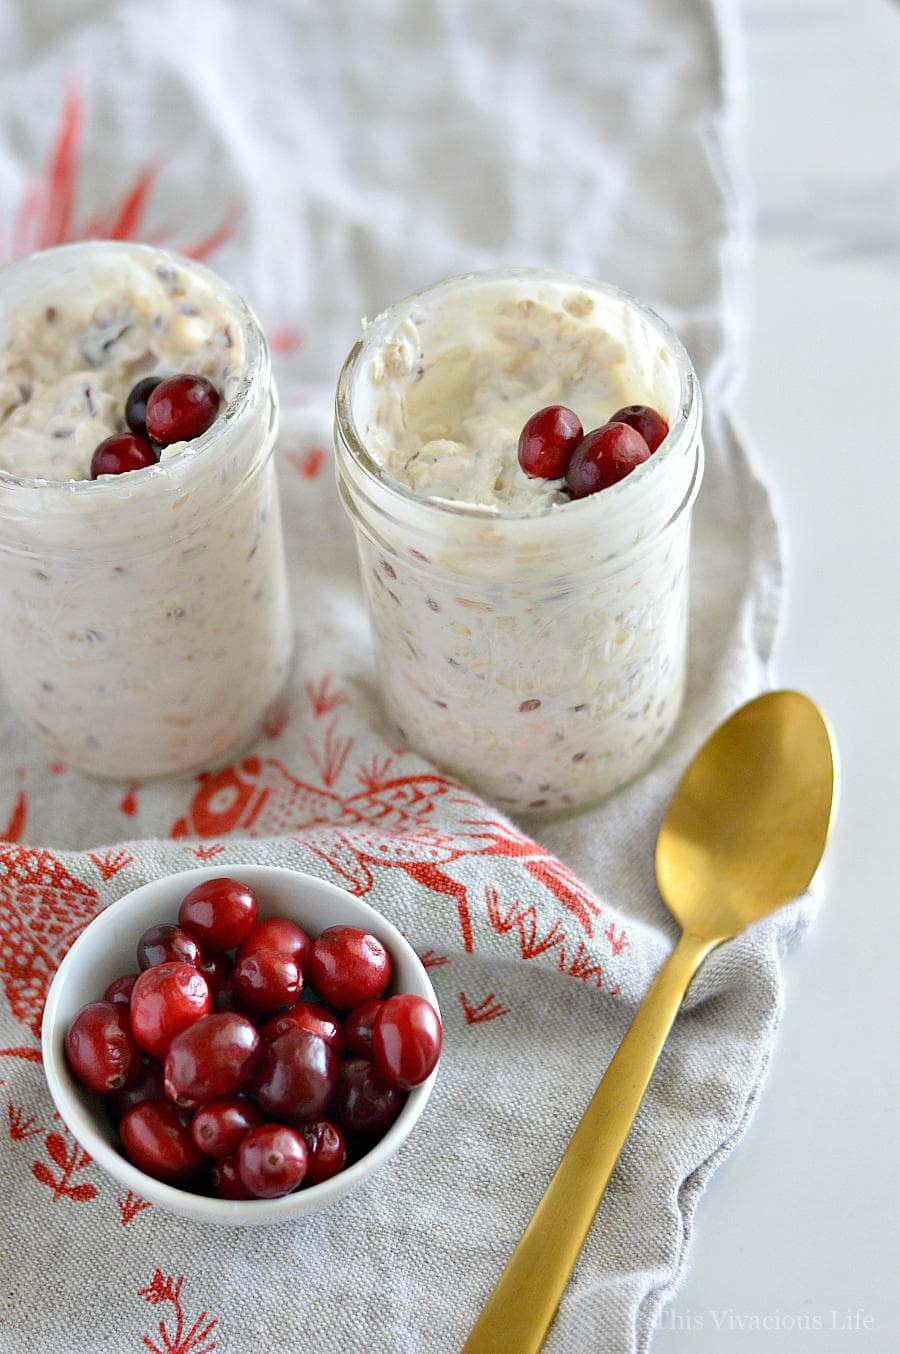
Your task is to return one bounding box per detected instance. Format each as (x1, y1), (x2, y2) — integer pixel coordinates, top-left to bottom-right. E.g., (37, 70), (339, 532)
(41, 864), (440, 1226)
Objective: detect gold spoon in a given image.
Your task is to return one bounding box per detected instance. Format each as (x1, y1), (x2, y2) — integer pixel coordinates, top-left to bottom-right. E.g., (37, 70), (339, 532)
(463, 689), (837, 1354)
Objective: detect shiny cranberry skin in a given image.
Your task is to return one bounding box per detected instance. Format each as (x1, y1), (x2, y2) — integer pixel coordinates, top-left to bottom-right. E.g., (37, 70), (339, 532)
(145, 374), (220, 444)
(517, 405), (584, 479)
(251, 1027), (338, 1123)
(373, 994), (442, 1090)
(90, 433), (158, 479)
(343, 998), (383, 1057)
(238, 1123), (308, 1199)
(263, 1002), (344, 1058)
(300, 1120), (348, 1185)
(332, 1058), (403, 1136)
(191, 1097), (263, 1158)
(197, 951), (233, 999)
(565, 422), (652, 498)
(124, 375), (163, 439)
(236, 916), (310, 966)
(609, 403), (669, 453)
(107, 1059), (166, 1121)
(178, 877), (259, 953)
(232, 948), (301, 1015)
(129, 962), (211, 1059)
(137, 923), (201, 971)
(65, 1000), (139, 1092)
(103, 973), (139, 1008)
(164, 1013), (260, 1106)
(119, 1100), (205, 1186)
(211, 1153), (255, 1200)
(306, 926), (391, 1009)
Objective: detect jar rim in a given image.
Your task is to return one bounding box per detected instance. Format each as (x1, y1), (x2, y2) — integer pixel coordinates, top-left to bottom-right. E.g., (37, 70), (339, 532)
(0, 240), (267, 495)
(335, 266), (701, 525)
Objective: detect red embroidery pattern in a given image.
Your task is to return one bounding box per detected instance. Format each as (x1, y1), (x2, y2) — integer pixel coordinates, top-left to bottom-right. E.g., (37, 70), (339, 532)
(7, 1101), (41, 1141)
(1, 85), (237, 264)
(459, 991), (511, 1025)
(418, 950), (450, 969)
(1, 789), (27, 844)
(0, 846), (100, 1036)
(192, 844), (225, 861)
(304, 673), (350, 718)
(169, 754), (611, 963)
(89, 848), (133, 881)
(262, 693), (292, 739)
(138, 1271), (218, 1354)
(304, 716), (354, 788)
(0, 1046), (43, 1062)
(558, 940), (605, 988)
(31, 1125), (97, 1203)
(605, 921), (628, 956)
(287, 446), (327, 479)
(268, 326), (304, 356)
(485, 887), (566, 960)
(118, 1190), (153, 1226)
(120, 786), (140, 817)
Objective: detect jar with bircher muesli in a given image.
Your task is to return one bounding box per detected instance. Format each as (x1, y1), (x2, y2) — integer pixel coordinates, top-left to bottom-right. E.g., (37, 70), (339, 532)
(335, 268), (703, 816)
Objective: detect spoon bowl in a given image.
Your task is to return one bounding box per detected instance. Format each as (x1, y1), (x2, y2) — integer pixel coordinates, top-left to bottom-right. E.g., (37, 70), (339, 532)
(656, 689), (837, 940)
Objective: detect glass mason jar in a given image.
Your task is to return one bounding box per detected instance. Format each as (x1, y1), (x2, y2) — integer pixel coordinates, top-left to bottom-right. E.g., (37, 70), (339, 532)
(335, 269), (703, 816)
(0, 242), (292, 778)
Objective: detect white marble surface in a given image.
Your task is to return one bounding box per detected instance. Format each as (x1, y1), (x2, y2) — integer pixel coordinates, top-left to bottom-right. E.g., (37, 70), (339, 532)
(654, 1), (900, 1349)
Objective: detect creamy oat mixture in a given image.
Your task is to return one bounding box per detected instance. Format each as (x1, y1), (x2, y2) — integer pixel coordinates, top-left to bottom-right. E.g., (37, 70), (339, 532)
(338, 273), (701, 813)
(0, 253), (244, 481)
(0, 244), (291, 778)
(363, 287), (666, 513)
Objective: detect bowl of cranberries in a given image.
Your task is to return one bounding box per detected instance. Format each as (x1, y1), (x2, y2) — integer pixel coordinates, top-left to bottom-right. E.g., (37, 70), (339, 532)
(41, 866), (442, 1225)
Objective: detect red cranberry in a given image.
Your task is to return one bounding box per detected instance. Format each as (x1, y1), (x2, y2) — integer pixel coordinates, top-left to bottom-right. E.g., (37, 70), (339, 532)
(251, 1027), (338, 1123)
(372, 994), (442, 1090)
(565, 422), (652, 498)
(236, 916), (310, 967)
(191, 1097), (263, 1159)
(65, 1000), (139, 1092)
(119, 1100), (205, 1186)
(517, 405), (584, 479)
(300, 1120), (348, 1185)
(211, 1153), (255, 1200)
(263, 1002), (345, 1058)
(197, 951), (233, 999)
(163, 1012), (261, 1106)
(124, 375), (163, 440)
(129, 962), (211, 1059)
(609, 403), (669, 453)
(103, 973), (139, 1008)
(178, 877), (259, 953)
(108, 1059), (166, 1121)
(145, 374), (220, 444)
(306, 926), (391, 1009)
(137, 923), (201, 971)
(238, 1123), (308, 1199)
(232, 948), (301, 1015)
(90, 433), (158, 479)
(343, 998), (383, 1057)
(332, 1058), (403, 1136)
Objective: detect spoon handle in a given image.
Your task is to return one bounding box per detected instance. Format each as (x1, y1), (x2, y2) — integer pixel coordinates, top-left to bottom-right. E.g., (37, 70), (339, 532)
(462, 929), (717, 1354)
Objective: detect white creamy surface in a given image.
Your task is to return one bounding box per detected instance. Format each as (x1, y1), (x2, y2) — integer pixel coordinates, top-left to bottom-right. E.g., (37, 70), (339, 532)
(362, 281), (677, 513)
(0, 252), (245, 481)
(339, 273), (698, 814)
